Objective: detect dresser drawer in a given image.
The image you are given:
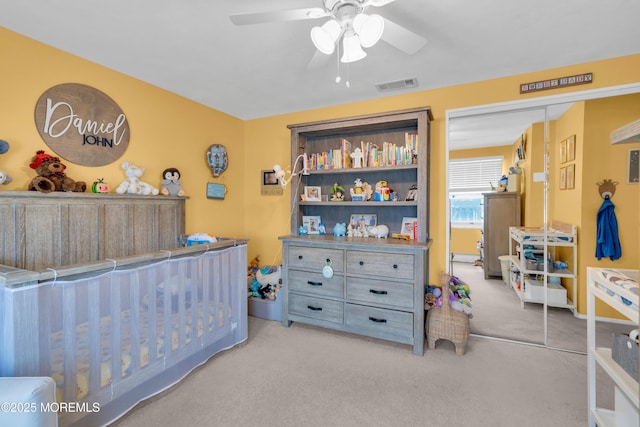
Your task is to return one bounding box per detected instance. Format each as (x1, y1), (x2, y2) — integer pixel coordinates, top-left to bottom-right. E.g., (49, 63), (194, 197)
(347, 251), (414, 280)
(346, 277), (413, 309)
(288, 269), (344, 298)
(288, 246), (344, 272)
(289, 294), (344, 324)
(345, 304), (413, 342)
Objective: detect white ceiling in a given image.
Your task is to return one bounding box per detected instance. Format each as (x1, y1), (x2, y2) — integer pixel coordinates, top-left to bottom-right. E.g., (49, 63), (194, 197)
(1, 0), (639, 148)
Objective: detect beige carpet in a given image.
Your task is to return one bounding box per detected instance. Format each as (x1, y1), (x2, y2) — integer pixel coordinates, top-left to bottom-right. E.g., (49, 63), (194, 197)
(111, 314), (613, 427)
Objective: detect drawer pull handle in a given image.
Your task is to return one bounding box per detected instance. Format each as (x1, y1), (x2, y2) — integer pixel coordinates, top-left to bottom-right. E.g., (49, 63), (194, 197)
(307, 305), (323, 311)
(359, 261), (364, 266)
(392, 264), (398, 269)
(369, 289), (388, 295)
(308, 281), (323, 287)
(369, 316), (387, 323)
(298, 255), (303, 260)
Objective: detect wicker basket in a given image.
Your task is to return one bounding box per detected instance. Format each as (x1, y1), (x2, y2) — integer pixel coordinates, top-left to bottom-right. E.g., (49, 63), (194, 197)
(426, 273), (470, 355)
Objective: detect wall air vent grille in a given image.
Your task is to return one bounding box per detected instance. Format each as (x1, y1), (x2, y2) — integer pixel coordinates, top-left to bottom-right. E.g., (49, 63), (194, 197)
(375, 78), (418, 92)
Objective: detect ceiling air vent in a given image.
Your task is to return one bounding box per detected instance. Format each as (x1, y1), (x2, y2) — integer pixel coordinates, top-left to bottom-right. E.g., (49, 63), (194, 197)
(375, 78), (418, 92)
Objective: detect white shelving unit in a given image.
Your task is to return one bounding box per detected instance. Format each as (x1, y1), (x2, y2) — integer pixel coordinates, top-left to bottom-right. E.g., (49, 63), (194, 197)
(587, 267), (639, 427)
(508, 221), (577, 310)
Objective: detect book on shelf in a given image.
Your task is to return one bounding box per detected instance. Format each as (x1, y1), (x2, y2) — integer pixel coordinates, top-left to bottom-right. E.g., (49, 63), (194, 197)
(306, 132), (418, 170)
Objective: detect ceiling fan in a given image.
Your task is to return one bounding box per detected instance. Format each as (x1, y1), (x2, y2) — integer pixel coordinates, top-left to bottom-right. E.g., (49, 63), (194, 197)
(230, 0), (427, 63)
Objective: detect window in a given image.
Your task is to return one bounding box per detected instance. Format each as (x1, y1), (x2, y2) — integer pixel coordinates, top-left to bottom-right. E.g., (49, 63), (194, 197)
(449, 156), (503, 228)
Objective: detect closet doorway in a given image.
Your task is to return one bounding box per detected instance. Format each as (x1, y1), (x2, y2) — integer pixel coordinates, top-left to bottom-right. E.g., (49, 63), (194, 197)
(445, 83), (640, 350)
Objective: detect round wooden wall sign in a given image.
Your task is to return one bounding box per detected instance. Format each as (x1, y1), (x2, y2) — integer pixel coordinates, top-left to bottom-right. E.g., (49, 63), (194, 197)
(34, 83), (130, 166)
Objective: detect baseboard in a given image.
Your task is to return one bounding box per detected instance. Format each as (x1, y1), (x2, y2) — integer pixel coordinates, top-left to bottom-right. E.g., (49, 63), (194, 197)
(451, 253), (480, 263)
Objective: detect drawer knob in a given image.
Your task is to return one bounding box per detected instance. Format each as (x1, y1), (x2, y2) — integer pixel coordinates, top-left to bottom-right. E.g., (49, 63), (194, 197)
(393, 264), (398, 269)
(359, 261), (364, 266)
(308, 281), (323, 287)
(369, 289), (388, 295)
(298, 255), (303, 260)
(307, 305), (323, 311)
(368, 316), (387, 323)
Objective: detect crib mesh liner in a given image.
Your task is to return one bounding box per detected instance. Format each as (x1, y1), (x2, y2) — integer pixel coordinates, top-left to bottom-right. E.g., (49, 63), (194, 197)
(592, 268), (639, 312)
(41, 250), (233, 402)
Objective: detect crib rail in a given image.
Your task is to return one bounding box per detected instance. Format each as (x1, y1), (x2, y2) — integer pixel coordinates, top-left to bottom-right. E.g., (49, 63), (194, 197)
(0, 239), (248, 427)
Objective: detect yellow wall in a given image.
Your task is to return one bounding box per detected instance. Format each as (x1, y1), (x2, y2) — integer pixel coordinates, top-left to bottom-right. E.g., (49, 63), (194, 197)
(2, 27), (639, 297)
(450, 228), (482, 255)
(0, 28), (246, 238)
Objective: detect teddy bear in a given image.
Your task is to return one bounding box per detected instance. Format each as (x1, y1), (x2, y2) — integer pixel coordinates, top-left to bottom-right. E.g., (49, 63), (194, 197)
(115, 161), (159, 195)
(160, 167), (185, 196)
(28, 150), (86, 193)
(0, 139), (12, 185)
(247, 255), (260, 278)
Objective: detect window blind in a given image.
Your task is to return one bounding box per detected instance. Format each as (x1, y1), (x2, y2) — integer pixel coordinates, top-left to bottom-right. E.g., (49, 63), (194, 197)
(449, 156), (503, 192)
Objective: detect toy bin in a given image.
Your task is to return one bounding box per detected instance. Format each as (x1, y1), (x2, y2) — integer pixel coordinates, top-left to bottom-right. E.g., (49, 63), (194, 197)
(498, 255), (511, 284)
(248, 296), (282, 321)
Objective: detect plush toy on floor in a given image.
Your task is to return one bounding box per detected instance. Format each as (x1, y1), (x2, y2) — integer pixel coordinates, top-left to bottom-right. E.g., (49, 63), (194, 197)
(248, 265), (282, 300)
(115, 161), (159, 195)
(247, 255), (260, 278)
(28, 150), (86, 193)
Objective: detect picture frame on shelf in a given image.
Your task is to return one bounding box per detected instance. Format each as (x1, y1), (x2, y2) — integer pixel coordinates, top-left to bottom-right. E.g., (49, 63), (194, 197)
(405, 184), (418, 201)
(349, 214), (377, 231)
(304, 186), (322, 202)
(401, 217), (418, 240)
(302, 215), (322, 234)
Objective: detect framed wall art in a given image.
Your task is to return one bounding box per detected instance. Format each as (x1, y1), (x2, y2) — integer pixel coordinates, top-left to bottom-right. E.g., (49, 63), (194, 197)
(628, 148), (639, 184)
(566, 135), (576, 162)
(560, 139), (567, 163)
(566, 164), (575, 189)
(559, 167), (567, 190)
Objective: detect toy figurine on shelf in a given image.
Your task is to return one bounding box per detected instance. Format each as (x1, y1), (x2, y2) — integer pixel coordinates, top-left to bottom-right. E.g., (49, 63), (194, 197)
(330, 182), (346, 201)
(373, 180), (391, 201)
(349, 178), (373, 202)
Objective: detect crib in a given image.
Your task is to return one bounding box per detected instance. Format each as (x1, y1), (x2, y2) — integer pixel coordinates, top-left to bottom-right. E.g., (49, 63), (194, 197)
(0, 239), (248, 427)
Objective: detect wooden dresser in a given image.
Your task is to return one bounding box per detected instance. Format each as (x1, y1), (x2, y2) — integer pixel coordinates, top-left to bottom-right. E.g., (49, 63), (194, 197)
(280, 235), (430, 355)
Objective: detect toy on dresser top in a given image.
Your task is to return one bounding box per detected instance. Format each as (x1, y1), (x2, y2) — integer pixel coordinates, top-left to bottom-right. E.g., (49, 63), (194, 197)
(0, 139), (12, 185)
(28, 150), (86, 193)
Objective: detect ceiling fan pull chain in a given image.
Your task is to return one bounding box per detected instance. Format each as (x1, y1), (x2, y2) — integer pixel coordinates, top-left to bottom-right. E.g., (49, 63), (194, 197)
(335, 40), (342, 83)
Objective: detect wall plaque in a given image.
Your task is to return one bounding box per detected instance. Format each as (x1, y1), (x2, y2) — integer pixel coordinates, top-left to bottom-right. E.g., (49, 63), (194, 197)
(34, 83), (130, 166)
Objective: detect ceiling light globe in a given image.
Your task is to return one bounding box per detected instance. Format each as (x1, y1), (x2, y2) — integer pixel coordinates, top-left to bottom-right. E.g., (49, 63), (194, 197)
(310, 19), (342, 55)
(341, 33), (367, 63)
(353, 13), (384, 48)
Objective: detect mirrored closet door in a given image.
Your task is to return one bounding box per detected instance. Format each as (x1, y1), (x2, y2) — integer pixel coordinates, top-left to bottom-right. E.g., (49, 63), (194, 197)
(446, 84), (640, 351)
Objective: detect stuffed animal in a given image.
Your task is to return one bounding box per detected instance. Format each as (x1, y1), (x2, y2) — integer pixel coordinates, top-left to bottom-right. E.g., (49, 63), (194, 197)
(160, 167), (185, 196)
(0, 139), (11, 185)
(28, 150), (86, 193)
(247, 255), (260, 278)
(115, 161), (159, 195)
(333, 222), (346, 236)
(249, 265), (282, 300)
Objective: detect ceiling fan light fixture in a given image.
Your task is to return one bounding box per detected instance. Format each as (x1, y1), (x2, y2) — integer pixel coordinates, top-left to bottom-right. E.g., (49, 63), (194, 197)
(353, 13), (384, 48)
(310, 19), (342, 55)
(341, 33), (367, 63)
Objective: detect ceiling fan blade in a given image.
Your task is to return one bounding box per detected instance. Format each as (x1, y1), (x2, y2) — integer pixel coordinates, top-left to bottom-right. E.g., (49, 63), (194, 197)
(230, 8), (329, 25)
(366, 0), (397, 7)
(380, 17), (427, 55)
(307, 49), (332, 70)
